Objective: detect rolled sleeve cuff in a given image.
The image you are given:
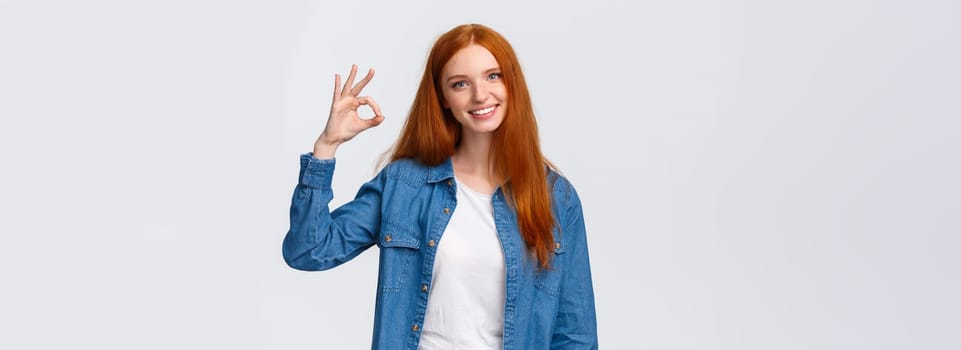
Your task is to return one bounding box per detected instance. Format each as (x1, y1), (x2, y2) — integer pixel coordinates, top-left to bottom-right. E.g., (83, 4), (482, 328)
(299, 153), (336, 189)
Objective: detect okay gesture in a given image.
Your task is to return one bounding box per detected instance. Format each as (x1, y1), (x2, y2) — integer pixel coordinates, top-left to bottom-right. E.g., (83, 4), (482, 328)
(314, 64), (385, 158)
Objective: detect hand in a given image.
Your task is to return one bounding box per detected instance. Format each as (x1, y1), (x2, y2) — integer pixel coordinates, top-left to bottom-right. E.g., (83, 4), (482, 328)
(314, 64), (385, 158)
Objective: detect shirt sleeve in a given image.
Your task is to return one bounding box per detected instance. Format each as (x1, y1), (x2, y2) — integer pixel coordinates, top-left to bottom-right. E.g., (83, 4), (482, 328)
(551, 185), (599, 349)
(282, 153), (385, 271)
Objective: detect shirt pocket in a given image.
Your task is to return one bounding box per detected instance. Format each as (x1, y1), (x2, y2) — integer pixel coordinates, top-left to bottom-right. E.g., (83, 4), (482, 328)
(534, 240), (567, 297)
(376, 220), (422, 294)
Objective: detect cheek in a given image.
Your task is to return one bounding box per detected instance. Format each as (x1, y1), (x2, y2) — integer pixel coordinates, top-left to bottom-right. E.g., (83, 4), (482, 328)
(493, 85), (508, 102)
(444, 93), (469, 111)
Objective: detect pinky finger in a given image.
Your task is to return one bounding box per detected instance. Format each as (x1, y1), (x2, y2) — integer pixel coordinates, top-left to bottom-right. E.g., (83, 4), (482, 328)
(332, 74), (342, 102)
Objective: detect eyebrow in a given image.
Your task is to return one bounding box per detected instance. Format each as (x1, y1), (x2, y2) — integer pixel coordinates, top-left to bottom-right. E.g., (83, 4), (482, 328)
(445, 67), (501, 83)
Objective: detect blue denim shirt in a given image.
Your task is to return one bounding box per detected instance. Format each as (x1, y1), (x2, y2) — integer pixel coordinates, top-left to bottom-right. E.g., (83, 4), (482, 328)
(283, 154), (598, 349)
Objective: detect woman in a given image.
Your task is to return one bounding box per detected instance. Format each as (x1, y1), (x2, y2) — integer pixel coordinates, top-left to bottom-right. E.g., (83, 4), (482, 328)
(283, 24), (597, 349)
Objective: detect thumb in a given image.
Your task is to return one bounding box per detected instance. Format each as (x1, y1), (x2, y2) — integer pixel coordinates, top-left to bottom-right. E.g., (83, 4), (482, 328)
(362, 115), (385, 129)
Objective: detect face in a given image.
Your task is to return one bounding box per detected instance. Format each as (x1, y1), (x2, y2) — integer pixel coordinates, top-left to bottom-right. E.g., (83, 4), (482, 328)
(439, 44), (507, 137)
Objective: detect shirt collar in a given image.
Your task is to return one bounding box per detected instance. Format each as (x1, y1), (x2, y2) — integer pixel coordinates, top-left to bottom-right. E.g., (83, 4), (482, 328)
(426, 157), (454, 183)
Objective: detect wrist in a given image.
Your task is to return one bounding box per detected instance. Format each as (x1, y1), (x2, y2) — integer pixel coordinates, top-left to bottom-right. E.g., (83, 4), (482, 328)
(313, 134), (340, 159)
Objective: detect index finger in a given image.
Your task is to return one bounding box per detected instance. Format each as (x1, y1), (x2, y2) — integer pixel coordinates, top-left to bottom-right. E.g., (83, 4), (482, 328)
(357, 96), (384, 117)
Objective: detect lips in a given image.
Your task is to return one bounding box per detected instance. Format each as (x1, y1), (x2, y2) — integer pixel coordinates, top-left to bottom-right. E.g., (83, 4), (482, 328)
(467, 104), (499, 120)
(469, 105), (497, 115)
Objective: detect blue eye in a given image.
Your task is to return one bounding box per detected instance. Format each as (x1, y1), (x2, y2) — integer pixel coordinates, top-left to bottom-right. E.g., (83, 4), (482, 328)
(452, 81), (468, 89)
(488, 73), (501, 80)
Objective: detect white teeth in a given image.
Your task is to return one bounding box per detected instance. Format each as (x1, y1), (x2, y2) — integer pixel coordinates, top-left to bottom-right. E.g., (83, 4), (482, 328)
(469, 106), (495, 115)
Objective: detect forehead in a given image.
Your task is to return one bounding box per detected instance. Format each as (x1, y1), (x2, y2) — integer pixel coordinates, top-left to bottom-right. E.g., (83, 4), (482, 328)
(441, 44), (500, 77)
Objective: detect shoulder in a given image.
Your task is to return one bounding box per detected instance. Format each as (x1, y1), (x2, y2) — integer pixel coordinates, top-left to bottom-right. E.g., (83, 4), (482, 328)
(381, 157), (425, 173)
(378, 157), (435, 188)
(547, 169), (582, 215)
(548, 169), (578, 200)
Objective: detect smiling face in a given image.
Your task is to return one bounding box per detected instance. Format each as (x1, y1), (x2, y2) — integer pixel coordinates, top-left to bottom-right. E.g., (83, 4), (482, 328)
(439, 44), (507, 139)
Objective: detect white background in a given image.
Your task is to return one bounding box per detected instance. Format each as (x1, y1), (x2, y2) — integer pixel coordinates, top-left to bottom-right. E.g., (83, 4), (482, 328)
(2, 0), (959, 349)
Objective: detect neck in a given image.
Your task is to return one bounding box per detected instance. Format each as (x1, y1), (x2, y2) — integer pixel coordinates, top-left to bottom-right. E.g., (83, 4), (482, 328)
(453, 131), (497, 186)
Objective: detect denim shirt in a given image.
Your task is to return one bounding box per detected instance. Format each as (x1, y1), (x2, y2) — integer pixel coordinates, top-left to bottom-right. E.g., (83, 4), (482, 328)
(283, 154), (598, 349)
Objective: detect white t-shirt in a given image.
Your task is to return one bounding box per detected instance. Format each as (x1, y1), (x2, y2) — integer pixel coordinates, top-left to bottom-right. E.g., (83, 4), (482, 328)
(418, 178), (506, 350)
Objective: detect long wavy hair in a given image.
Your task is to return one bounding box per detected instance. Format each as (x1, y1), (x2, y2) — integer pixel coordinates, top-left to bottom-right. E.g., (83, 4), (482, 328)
(388, 24), (557, 268)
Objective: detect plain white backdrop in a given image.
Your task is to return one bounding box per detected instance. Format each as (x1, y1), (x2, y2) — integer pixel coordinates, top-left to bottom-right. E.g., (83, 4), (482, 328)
(2, 0), (959, 349)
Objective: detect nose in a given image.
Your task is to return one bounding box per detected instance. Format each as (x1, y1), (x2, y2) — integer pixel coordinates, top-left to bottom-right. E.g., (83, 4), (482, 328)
(471, 82), (488, 103)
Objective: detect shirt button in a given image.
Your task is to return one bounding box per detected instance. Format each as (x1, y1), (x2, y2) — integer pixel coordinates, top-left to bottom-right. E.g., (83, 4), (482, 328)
(555, 242), (561, 250)
(447, 180), (452, 186)
(412, 324), (419, 332)
(384, 234), (392, 243)
(443, 208), (450, 214)
(421, 284), (428, 292)
(428, 239), (436, 247)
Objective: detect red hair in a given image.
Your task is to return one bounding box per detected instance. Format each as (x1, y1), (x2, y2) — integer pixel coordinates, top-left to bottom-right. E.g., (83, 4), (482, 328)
(389, 24), (556, 268)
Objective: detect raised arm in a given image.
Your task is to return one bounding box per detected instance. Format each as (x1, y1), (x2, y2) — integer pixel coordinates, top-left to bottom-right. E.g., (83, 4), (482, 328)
(282, 65), (387, 270)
